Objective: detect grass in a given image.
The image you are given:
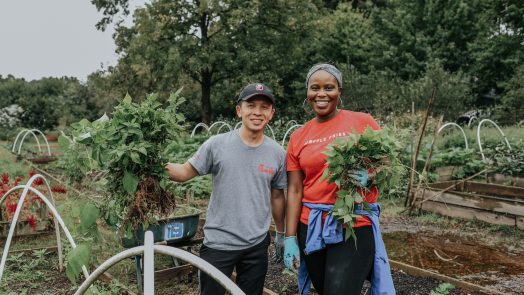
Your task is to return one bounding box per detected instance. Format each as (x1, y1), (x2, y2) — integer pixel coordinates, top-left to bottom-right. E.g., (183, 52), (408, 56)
(436, 125), (523, 150)
(0, 144), (30, 177)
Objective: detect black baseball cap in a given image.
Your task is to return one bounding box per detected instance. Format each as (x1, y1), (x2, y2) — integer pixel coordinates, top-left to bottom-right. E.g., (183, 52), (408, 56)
(237, 83), (275, 104)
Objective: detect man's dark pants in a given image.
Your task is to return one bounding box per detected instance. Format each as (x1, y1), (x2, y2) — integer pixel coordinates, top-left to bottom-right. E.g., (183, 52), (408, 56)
(199, 233), (270, 295)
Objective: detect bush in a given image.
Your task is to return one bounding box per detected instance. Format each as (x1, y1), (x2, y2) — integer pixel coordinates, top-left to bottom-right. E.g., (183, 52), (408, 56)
(18, 96), (60, 132)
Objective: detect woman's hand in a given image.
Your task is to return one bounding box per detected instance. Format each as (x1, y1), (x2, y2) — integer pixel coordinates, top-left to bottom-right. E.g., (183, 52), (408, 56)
(284, 236), (300, 272)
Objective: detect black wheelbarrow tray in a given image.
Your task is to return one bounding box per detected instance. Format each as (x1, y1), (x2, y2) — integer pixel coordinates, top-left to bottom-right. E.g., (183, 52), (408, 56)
(121, 205), (202, 248)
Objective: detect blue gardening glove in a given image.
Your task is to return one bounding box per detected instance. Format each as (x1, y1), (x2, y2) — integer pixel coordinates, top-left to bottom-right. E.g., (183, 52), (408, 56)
(348, 169), (371, 188)
(272, 231), (285, 262)
(284, 236), (300, 272)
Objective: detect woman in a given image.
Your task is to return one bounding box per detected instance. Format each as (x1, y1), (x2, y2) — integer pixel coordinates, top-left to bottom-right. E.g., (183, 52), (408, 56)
(283, 64), (395, 295)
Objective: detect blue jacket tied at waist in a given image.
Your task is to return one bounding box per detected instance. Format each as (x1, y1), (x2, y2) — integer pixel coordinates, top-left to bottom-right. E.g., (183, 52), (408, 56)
(298, 202), (396, 295)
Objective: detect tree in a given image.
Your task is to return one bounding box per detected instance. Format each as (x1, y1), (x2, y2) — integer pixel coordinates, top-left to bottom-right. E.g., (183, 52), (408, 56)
(470, 0), (524, 100)
(93, 0), (318, 124)
(500, 65), (524, 124)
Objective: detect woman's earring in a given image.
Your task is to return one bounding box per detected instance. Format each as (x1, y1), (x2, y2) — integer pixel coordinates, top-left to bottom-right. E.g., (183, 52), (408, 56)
(302, 97), (313, 115)
(338, 97), (344, 108)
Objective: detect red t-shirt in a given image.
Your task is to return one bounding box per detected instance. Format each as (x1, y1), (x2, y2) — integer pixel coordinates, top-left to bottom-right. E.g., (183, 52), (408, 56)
(287, 110), (381, 227)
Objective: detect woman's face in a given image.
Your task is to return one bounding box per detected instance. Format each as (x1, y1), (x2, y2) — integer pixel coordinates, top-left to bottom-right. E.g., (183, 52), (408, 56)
(307, 70), (341, 121)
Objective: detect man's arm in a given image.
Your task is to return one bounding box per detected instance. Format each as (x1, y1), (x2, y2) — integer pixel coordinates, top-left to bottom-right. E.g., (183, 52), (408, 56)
(270, 188), (286, 233)
(165, 162), (199, 183)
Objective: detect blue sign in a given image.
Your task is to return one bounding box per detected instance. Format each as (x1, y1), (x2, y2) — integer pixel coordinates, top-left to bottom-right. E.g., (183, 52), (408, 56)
(165, 222), (184, 240)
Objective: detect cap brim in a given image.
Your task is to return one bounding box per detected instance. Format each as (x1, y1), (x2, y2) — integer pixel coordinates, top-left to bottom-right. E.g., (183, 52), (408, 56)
(237, 93), (275, 104)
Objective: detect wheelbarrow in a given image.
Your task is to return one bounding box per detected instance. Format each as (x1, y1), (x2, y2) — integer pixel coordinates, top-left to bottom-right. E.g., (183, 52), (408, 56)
(121, 205), (202, 292)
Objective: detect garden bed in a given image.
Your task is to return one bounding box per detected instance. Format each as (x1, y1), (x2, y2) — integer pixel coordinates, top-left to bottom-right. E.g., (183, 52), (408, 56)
(413, 181), (524, 229)
(1, 249), (125, 294)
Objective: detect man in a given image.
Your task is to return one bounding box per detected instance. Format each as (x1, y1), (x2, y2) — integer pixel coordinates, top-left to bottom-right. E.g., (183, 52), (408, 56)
(166, 83), (286, 295)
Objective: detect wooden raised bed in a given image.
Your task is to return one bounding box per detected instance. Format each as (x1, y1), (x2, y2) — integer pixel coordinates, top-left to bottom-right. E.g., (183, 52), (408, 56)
(413, 181), (524, 229)
(487, 173), (524, 188)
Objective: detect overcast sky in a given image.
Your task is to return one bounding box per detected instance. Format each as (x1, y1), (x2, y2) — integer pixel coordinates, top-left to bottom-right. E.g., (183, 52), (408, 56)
(0, 0), (147, 82)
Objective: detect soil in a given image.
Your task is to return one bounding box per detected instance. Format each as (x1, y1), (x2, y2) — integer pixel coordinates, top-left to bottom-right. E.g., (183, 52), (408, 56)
(153, 221), (486, 295)
(1, 250), (123, 294)
(264, 242), (480, 295)
(380, 209), (524, 294)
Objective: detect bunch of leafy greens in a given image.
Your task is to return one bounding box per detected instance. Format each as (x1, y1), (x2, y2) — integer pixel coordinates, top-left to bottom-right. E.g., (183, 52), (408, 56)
(76, 91), (185, 231)
(322, 127), (404, 240)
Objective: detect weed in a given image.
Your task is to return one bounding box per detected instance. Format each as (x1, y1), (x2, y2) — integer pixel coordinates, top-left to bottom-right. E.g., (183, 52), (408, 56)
(429, 282), (455, 295)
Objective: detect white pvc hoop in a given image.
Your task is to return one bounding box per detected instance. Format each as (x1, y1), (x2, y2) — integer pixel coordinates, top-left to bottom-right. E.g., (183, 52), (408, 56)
(13, 129), (39, 152)
(285, 120), (298, 131)
(437, 122), (469, 149)
(234, 122), (242, 130)
(208, 121), (230, 134)
(477, 119), (512, 161)
(281, 124), (303, 146)
(190, 123), (210, 138)
(13, 129), (52, 156)
(265, 124), (276, 140)
(467, 116), (477, 128)
(215, 122), (233, 134)
(0, 175), (89, 282)
(74, 231), (245, 295)
(13, 129), (41, 153)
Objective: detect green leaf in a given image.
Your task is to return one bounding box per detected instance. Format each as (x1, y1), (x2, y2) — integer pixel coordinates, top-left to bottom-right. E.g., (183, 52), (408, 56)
(57, 135), (71, 149)
(130, 152), (141, 164)
(123, 171), (139, 195)
(123, 93), (132, 104)
(80, 203), (100, 230)
(66, 244), (90, 282)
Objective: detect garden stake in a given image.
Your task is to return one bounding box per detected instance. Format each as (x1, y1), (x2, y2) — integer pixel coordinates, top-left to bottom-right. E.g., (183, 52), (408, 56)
(405, 86), (437, 207)
(409, 115), (443, 212)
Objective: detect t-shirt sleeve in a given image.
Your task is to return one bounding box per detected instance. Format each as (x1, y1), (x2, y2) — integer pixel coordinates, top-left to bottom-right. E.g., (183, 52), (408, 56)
(366, 114), (381, 131)
(286, 133), (302, 172)
(187, 137), (214, 176)
(271, 148), (288, 189)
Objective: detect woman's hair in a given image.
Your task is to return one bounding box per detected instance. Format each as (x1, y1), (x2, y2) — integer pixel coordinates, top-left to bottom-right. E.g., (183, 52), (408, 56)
(305, 63), (343, 89)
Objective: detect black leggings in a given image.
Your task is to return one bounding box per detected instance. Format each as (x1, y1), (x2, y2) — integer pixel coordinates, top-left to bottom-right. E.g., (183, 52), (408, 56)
(298, 223), (375, 295)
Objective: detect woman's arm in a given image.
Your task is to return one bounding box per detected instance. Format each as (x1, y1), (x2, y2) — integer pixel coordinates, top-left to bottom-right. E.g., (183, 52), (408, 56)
(285, 170), (304, 237)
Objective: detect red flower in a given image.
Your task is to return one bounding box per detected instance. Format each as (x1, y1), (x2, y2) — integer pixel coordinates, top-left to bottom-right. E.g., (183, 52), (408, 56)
(27, 214), (37, 231)
(51, 185), (67, 194)
(1, 172), (8, 185)
(13, 177), (23, 186)
(7, 201), (18, 214)
(32, 178), (44, 186)
(29, 170), (36, 177)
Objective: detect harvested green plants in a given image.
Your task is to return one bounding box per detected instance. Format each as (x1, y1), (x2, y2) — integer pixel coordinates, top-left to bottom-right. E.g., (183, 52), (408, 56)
(322, 127), (405, 240)
(74, 91), (186, 230)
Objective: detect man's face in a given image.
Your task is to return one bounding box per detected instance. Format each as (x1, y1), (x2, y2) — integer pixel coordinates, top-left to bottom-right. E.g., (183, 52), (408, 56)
(236, 96), (275, 133)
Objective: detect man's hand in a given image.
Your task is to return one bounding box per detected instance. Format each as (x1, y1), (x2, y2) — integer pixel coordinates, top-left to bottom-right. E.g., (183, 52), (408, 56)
(348, 169), (371, 188)
(272, 231), (285, 262)
(284, 236), (300, 273)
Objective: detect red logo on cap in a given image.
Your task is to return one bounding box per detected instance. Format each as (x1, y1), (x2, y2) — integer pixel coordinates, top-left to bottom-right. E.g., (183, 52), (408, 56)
(256, 84), (264, 91)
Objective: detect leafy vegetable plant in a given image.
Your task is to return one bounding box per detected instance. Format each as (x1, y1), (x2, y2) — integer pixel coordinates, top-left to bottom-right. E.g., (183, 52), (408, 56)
(322, 127), (405, 240)
(75, 91), (186, 230)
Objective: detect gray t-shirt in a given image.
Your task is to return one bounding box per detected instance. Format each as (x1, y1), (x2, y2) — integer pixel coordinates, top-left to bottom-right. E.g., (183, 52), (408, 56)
(188, 129), (287, 250)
